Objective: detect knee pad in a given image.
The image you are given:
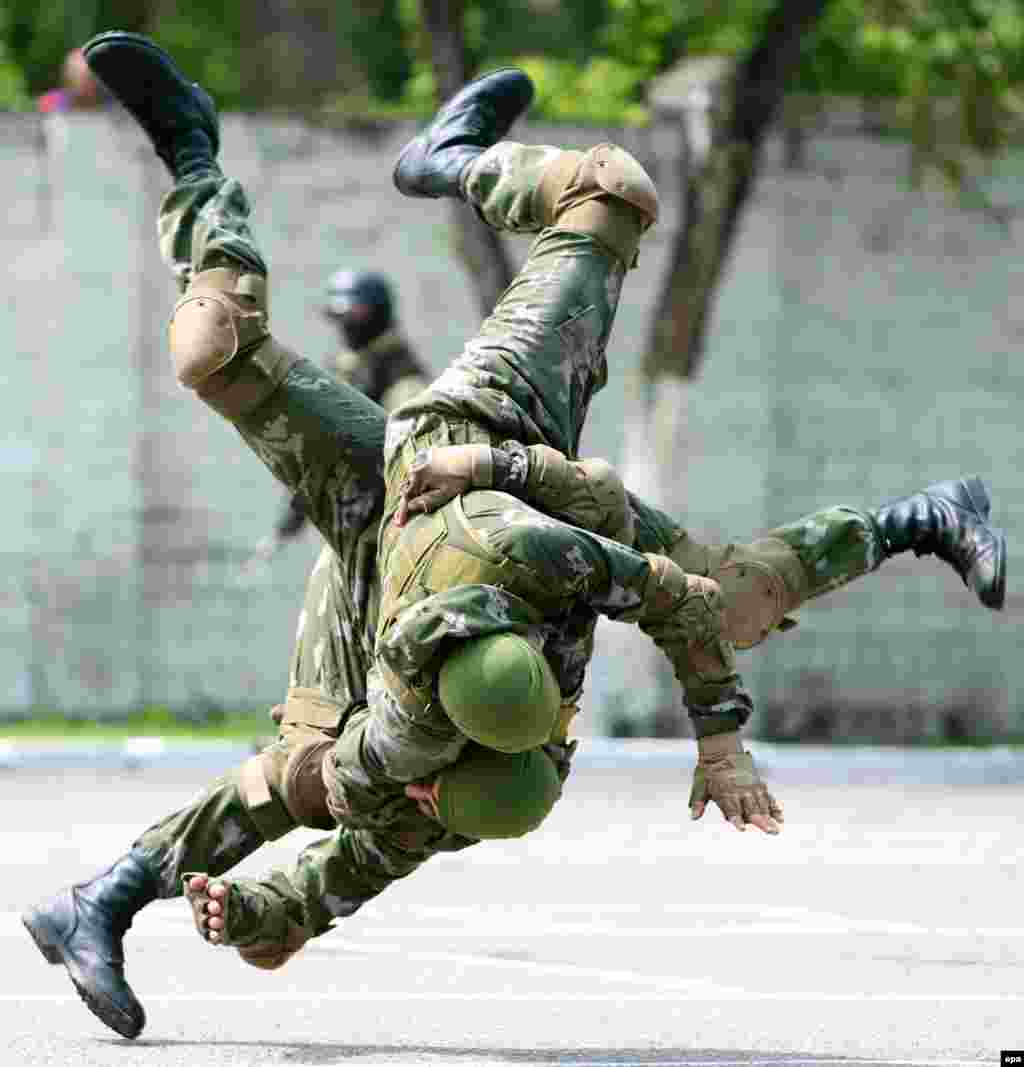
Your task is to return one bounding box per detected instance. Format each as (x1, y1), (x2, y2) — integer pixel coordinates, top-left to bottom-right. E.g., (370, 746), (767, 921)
(235, 736), (336, 841)
(710, 539), (807, 649)
(282, 738), (336, 831)
(537, 143), (659, 267)
(169, 267), (297, 418)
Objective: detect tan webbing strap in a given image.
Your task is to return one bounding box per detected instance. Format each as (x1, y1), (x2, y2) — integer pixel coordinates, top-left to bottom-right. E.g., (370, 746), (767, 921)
(550, 699), (580, 744)
(439, 496), (562, 616)
(378, 509), (448, 634)
(279, 687), (347, 732)
(241, 754), (272, 810)
(238, 754), (295, 841)
(536, 150), (584, 227)
(557, 199), (645, 270)
(469, 445), (494, 489)
(197, 336), (300, 420)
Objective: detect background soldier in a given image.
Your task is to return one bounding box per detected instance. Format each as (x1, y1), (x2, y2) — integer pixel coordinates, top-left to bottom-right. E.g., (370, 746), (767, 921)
(263, 268), (430, 555)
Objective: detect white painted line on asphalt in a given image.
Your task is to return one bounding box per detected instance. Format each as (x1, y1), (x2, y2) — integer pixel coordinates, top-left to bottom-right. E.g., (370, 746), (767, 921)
(326, 923), (1024, 938)
(2, 992), (1024, 1004)
(5, 911), (1024, 941)
(761, 905), (1024, 940)
(329, 937), (732, 992)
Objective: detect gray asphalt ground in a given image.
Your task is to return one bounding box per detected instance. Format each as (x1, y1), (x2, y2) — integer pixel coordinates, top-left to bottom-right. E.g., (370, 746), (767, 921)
(3, 750), (1022, 1067)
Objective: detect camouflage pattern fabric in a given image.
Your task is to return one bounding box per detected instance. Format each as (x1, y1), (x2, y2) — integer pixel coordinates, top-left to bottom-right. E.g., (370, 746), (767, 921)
(332, 329), (430, 411)
(135, 150), (681, 942)
(383, 143), (625, 472)
(628, 493), (883, 645)
(136, 173), (475, 930)
(135, 155), (884, 947)
(275, 324), (429, 546)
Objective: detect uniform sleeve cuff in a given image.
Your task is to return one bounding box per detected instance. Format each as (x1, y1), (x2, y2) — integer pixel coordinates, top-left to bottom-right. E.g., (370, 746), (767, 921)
(492, 441), (530, 495)
(686, 686), (753, 738)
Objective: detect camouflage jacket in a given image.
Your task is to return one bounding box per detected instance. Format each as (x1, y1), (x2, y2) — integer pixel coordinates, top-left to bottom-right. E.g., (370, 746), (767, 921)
(331, 330), (430, 413)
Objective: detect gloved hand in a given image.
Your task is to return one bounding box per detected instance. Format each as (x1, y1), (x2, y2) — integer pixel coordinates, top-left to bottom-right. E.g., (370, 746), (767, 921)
(395, 444), (493, 525)
(689, 731), (783, 834)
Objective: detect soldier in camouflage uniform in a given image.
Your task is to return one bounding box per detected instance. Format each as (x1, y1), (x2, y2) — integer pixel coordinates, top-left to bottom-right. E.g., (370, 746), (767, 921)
(268, 269), (429, 552)
(324, 270), (429, 413)
(22, 32), (1005, 1042)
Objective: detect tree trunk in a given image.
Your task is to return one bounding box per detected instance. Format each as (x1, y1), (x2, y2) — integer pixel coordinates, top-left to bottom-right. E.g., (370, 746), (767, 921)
(612, 0), (829, 736)
(645, 0), (829, 382)
(420, 0), (515, 319)
(242, 0), (365, 114)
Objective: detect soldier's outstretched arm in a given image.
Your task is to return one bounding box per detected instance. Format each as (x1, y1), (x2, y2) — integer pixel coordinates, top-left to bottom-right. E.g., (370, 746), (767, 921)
(395, 441), (802, 652)
(395, 441), (634, 544)
(394, 444), (783, 834)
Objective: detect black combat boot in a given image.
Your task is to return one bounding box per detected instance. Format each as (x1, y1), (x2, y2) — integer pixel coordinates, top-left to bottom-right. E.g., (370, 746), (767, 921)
(82, 31), (219, 182)
(22, 850), (160, 1039)
(872, 476), (1006, 610)
(393, 68), (534, 200)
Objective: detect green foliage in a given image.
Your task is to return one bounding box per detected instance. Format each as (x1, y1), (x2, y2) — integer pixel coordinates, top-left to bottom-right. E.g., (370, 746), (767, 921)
(345, 3), (411, 101)
(149, 4), (244, 111)
(1, 0), (1022, 167)
(0, 705), (270, 739)
(0, 7), (29, 109)
(513, 55), (649, 124)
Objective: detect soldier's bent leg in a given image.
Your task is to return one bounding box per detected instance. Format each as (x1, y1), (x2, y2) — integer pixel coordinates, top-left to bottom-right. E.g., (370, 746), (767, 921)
(463, 141), (658, 266)
(652, 506), (879, 650)
(385, 142), (658, 478)
(160, 179), (387, 553)
(136, 542), (374, 896)
(678, 486), (1002, 649)
(133, 715), (337, 899)
(183, 796), (474, 969)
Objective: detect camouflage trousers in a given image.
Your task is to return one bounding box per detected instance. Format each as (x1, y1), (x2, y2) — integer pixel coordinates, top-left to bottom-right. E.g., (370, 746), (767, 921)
(631, 495), (885, 651)
(135, 172), (474, 942)
(383, 142), (627, 473)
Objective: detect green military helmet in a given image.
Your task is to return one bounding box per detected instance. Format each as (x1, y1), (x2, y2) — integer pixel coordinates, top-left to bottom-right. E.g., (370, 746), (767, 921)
(437, 744), (561, 839)
(438, 632), (560, 753)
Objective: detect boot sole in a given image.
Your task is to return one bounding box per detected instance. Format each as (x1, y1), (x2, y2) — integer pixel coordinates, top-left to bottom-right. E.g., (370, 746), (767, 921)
(22, 907), (64, 965)
(960, 475), (992, 521)
(84, 31), (190, 100)
(978, 527), (1007, 611)
(22, 907), (145, 1040)
(957, 476), (1004, 609)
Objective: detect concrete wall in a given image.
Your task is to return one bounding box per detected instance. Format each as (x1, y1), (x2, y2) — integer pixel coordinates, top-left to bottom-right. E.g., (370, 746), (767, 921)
(1, 109), (1021, 737)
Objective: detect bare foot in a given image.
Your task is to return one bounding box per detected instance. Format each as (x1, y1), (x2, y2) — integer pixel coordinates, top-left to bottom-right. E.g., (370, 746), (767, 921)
(184, 873), (231, 945)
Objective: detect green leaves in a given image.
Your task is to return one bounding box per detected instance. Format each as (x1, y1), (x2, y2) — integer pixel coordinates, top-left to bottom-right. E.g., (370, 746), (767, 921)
(1, 0), (1022, 155)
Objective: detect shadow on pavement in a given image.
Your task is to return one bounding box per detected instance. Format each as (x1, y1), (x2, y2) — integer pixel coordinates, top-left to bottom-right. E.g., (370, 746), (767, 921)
(100, 1037), (890, 1064)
